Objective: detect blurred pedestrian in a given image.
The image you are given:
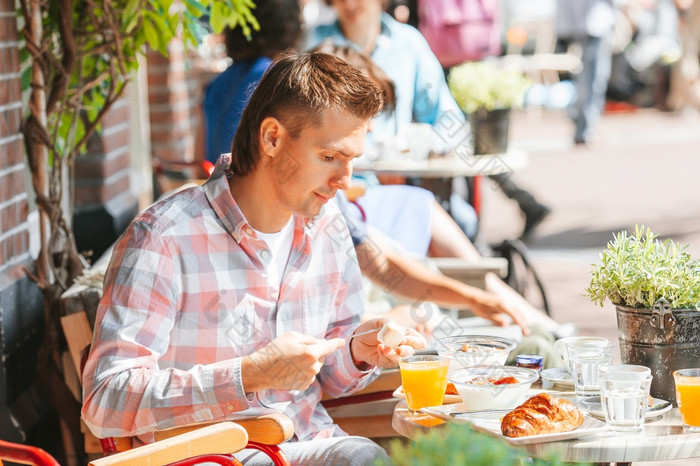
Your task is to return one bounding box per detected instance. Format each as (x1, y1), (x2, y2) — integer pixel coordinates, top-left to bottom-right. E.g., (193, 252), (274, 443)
(556, 0), (615, 144)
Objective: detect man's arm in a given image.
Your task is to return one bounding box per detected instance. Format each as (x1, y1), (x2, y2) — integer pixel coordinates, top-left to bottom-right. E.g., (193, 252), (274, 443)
(355, 238), (528, 331)
(81, 222), (254, 439)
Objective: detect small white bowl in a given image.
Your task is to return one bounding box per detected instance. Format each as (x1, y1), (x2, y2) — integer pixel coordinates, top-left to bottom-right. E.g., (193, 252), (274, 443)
(435, 335), (517, 372)
(448, 365), (539, 411)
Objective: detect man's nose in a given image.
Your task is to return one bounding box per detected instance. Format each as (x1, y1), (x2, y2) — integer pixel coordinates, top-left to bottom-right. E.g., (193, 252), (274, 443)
(333, 161), (353, 190)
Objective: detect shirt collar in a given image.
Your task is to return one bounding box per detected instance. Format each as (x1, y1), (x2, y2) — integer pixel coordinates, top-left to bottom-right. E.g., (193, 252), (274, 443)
(203, 154), (320, 242)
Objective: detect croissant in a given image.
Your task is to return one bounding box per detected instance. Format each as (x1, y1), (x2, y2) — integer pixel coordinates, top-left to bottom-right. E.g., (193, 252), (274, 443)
(501, 393), (584, 437)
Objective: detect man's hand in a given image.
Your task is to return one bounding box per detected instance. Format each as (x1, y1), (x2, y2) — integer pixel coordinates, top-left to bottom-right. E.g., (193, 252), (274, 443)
(241, 331), (345, 392)
(350, 318), (427, 368)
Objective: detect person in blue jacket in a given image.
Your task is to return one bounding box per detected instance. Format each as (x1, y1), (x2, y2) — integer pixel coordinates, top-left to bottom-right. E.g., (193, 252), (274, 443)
(202, 0), (304, 164)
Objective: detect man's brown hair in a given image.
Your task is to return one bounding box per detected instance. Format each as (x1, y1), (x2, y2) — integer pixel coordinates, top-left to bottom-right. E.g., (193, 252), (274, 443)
(230, 51), (385, 176)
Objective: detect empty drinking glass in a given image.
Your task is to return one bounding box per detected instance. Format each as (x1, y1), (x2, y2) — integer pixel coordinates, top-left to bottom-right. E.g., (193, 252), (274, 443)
(554, 336), (609, 374)
(570, 341), (615, 397)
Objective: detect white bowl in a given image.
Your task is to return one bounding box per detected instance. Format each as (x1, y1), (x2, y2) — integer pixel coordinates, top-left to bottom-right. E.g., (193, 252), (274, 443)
(448, 365), (539, 411)
(435, 335), (517, 372)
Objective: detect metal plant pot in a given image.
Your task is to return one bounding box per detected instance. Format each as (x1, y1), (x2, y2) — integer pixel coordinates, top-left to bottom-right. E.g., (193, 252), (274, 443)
(470, 108), (510, 155)
(615, 299), (700, 403)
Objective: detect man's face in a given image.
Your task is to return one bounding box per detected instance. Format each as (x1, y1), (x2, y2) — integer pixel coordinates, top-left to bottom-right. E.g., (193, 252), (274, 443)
(267, 108), (368, 219)
(331, 0), (383, 26)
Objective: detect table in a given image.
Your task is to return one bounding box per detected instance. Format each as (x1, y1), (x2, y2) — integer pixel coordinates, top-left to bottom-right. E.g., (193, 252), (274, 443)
(353, 149), (528, 217)
(392, 384), (700, 465)
(353, 149), (528, 178)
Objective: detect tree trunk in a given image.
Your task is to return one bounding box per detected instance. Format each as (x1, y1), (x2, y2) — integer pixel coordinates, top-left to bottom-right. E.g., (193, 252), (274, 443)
(26, 0), (52, 287)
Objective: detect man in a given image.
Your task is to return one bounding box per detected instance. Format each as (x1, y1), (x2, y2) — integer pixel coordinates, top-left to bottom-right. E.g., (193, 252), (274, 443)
(82, 52), (425, 464)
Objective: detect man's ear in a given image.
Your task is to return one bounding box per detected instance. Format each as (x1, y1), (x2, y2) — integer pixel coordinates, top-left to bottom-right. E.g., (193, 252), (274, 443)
(259, 116), (284, 158)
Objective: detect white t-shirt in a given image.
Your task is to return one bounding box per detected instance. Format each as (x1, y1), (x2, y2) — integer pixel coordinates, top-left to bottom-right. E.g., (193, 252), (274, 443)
(253, 218), (295, 289)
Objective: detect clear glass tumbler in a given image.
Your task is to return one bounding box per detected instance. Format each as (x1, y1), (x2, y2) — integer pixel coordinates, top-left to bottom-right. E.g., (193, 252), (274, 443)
(570, 341), (615, 397)
(554, 336), (609, 374)
(599, 364), (652, 434)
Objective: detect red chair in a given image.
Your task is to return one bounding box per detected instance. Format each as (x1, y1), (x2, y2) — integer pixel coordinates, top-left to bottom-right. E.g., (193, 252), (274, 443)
(0, 439), (60, 466)
(1, 422), (272, 466)
(87, 422), (254, 466)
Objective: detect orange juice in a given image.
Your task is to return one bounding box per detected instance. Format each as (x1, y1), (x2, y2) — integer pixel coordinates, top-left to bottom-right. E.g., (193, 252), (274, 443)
(676, 382), (700, 426)
(674, 368), (700, 432)
(399, 356), (449, 411)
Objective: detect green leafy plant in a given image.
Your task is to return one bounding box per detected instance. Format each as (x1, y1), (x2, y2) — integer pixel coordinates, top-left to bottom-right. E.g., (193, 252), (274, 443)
(375, 423), (587, 465)
(447, 61), (532, 114)
(586, 225), (700, 309)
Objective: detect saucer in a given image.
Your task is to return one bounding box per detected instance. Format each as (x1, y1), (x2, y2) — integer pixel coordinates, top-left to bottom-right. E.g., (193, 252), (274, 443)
(540, 367), (574, 388)
(578, 396), (672, 421)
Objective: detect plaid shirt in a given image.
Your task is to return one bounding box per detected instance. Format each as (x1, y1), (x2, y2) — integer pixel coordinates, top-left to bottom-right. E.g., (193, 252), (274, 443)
(81, 163), (376, 443)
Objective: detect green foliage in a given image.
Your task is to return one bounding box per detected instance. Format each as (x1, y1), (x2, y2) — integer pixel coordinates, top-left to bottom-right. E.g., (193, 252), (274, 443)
(447, 61), (532, 114)
(142, 0), (259, 54)
(201, 0), (259, 36)
(586, 225), (700, 309)
(22, 0), (258, 162)
(375, 424), (588, 465)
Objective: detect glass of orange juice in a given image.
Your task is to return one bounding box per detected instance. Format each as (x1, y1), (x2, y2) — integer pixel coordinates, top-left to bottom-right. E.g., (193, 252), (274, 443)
(399, 355), (450, 413)
(673, 368), (700, 433)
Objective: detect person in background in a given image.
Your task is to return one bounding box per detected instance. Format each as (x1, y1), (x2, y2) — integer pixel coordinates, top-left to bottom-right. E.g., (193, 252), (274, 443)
(202, 0), (304, 165)
(82, 51), (425, 465)
(555, 0), (615, 145)
(307, 0), (551, 240)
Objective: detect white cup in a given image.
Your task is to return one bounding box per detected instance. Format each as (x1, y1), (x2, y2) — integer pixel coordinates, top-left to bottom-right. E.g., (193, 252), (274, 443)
(554, 336), (609, 374)
(396, 123), (434, 161)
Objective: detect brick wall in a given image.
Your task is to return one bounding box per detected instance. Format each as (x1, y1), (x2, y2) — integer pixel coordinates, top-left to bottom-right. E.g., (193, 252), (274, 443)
(0, 3), (29, 272)
(147, 41), (199, 164)
(72, 96), (139, 260)
(0, 0), (48, 445)
(74, 100), (132, 208)
(146, 38), (212, 198)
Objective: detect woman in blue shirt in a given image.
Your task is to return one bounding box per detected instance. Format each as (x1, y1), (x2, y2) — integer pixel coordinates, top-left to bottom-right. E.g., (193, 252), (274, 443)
(306, 1), (467, 153)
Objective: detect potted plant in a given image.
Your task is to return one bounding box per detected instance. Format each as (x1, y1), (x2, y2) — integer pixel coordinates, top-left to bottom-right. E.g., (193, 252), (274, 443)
(585, 225), (700, 402)
(447, 61), (532, 155)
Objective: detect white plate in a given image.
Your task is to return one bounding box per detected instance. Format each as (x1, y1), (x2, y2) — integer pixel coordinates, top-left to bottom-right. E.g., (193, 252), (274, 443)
(392, 386), (462, 405)
(577, 396), (672, 421)
(421, 403), (608, 445)
(541, 367), (574, 388)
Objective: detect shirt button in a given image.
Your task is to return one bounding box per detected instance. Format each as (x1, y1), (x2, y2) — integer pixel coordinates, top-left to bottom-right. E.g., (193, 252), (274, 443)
(261, 250), (270, 259)
(227, 404), (235, 412)
(245, 228), (254, 236)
